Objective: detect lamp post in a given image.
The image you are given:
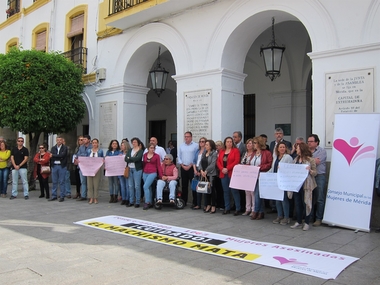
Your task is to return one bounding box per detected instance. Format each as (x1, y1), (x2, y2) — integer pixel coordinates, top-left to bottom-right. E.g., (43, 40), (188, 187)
(260, 17), (285, 81)
(149, 47), (169, 97)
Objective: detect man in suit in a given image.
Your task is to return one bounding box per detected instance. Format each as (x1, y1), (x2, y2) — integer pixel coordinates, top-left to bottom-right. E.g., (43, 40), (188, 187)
(49, 136), (68, 202)
(269, 128), (292, 154)
(233, 131), (246, 158)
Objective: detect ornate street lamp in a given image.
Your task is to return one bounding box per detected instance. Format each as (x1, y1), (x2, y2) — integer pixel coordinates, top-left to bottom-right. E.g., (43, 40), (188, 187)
(260, 17), (285, 81)
(149, 47), (169, 97)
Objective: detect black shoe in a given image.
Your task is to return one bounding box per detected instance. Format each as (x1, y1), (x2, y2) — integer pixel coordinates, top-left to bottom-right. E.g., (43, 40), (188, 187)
(39, 195), (45, 198)
(59, 198), (64, 202)
(77, 197), (87, 201)
(48, 197), (57, 201)
(46, 196), (50, 199)
(126, 203), (134, 207)
(233, 211), (241, 216)
(134, 204), (140, 208)
(222, 210), (231, 215)
(10, 196), (16, 200)
(66, 195), (71, 199)
(266, 209), (277, 214)
(24, 196), (29, 200)
(121, 200), (127, 205)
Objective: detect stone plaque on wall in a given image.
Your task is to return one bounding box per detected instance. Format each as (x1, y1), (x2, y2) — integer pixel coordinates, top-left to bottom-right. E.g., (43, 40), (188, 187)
(99, 101), (117, 147)
(325, 68), (373, 148)
(184, 90), (211, 142)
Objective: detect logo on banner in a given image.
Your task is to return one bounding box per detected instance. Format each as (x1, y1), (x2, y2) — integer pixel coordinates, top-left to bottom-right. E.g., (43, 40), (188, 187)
(333, 137), (375, 166)
(273, 256), (308, 266)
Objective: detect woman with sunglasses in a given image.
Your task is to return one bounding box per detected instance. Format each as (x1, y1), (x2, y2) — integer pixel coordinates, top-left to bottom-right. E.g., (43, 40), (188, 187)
(33, 143), (51, 199)
(192, 137), (207, 210)
(142, 143), (163, 210)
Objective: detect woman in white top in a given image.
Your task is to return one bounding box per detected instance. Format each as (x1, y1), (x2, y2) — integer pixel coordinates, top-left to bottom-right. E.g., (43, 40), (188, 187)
(269, 141), (293, 225)
(86, 139), (104, 204)
(241, 138), (256, 216)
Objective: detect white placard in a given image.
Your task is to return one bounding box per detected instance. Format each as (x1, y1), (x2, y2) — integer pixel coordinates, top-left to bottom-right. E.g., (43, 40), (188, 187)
(229, 164), (260, 191)
(184, 90), (211, 142)
(259, 173), (284, 201)
(277, 162), (308, 192)
(325, 69), (373, 147)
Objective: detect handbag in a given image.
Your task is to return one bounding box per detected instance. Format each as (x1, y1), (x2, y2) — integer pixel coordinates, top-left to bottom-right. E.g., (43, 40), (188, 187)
(191, 175), (199, 191)
(124, 165), (130, 178)
(196, 176), (211, 194)
(41, 165), (51, 174)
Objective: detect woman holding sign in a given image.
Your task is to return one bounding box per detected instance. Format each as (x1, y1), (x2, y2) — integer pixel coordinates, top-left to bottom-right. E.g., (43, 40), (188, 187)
(250, 136), (272, 220)
(290, 142), (317, 231)
(240, 138), (256, 216)
(86, 139), (104, 204)
(269, 142), (293, 225)
(217, 137), (241, 215)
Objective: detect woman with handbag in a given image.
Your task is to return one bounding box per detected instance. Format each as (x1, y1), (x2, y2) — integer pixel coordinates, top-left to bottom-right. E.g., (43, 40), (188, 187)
(192, 137), (207, 209)
(0, 141), (11, 198)
(125, 137), (144, 208)
(33, 143), (51, 199)
(290, 142), (317, 231)
(105, 139), (122, 203)
(119, 140), (131, 205)
(217, 136), (241, 215)
(200, 140), (218, 214)
(250, 136), (273, 220)
(86, 139), (104, 204)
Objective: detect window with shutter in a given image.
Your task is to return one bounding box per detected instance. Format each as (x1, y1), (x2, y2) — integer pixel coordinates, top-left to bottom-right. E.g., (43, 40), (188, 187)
(67, 14), (84, 38)
(35, 31), (46, 51)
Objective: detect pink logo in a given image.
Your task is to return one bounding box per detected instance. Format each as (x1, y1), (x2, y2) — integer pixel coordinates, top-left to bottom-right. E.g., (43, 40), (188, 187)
(333, 137), (375, 166)
(273, 256), (308, 266)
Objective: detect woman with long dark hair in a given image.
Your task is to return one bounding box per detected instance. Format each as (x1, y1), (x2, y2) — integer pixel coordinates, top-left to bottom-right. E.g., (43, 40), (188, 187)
(200, 140), (218, 213)
(105, 139), (121, 203)
(125, 137), (144, 208)
(33, 143), (51, 199)
(290, 142), (317, 231)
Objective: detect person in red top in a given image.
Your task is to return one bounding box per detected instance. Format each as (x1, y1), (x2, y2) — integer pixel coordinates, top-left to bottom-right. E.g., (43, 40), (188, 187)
(156, 154), (178, 204)
(142, 143), (163, 210)
(33, 143), (51, 199)
(217, 136), (241, 215)
(250, 136), (273, 220)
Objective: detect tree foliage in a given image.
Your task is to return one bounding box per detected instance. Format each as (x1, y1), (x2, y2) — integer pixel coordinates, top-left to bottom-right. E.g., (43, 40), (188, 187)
(0, 48), (86, 134)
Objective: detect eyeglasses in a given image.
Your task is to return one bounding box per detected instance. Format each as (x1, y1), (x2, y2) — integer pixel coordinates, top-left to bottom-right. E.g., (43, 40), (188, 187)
(39, 147), (44, 149)
(17, 140), (24, 142)
(307, 141), (315, 143)
(164, 158), (171, 160)
(199, 140), (205, 143)
(79, 139), (83, 141)
(184, 135), (191, 138)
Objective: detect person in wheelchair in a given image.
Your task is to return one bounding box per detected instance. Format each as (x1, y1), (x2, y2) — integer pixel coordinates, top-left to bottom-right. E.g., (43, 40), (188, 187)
(156, 154), (178, 204)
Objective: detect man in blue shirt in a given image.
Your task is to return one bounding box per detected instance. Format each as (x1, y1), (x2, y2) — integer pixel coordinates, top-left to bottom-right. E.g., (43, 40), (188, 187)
(74, 135), (92, 201)
(177, 132), (198, 206)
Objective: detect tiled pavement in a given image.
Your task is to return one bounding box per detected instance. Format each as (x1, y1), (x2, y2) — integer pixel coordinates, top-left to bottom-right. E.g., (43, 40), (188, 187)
(0, 183), (379, 285)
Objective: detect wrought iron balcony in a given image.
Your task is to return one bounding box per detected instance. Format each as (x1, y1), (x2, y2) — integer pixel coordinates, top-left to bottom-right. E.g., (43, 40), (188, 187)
(61, 47), (88, 74)
(109, 0), (148, 16)
(6, 0), (20, 18)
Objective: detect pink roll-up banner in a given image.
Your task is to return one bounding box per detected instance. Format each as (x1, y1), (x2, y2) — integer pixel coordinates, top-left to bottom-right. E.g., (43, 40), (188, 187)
(323, 113), (380, 232)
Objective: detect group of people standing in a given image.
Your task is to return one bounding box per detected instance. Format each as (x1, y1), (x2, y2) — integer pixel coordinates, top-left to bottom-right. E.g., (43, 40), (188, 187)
(178, 128), (327, 231)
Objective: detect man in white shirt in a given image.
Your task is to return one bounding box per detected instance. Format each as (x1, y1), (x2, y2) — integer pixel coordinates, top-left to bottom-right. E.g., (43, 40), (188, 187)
(144, 137), (166, 162)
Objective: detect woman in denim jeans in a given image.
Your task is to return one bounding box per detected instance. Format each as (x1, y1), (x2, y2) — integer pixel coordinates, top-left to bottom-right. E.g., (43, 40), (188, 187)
(105, 140), (121, 203)
(125, 138), (144, 208)
(142, 143), (163, 210)
(119, 140), (131, 205)
(0, 141), (11, 198)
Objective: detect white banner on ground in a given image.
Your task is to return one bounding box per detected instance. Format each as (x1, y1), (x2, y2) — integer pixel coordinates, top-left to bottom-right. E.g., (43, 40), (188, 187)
(229, 164), (260, 191)
(323, 113), (380, 232)
(277, 163), (308, 192)
(259, 173), (284, 201)
(75, 216), (358, 280)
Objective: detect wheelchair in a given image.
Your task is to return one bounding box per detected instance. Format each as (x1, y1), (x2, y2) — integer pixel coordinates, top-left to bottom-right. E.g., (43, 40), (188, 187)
(153, 178), (185, 210)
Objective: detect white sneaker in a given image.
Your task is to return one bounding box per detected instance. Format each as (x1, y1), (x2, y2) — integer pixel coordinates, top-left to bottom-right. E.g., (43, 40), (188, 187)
(303, 224), (310, 231)
(290, 222), (302, 229)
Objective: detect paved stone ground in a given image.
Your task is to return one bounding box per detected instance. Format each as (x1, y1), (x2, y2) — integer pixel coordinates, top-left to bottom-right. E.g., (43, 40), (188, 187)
(1, 182), (379, 285)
